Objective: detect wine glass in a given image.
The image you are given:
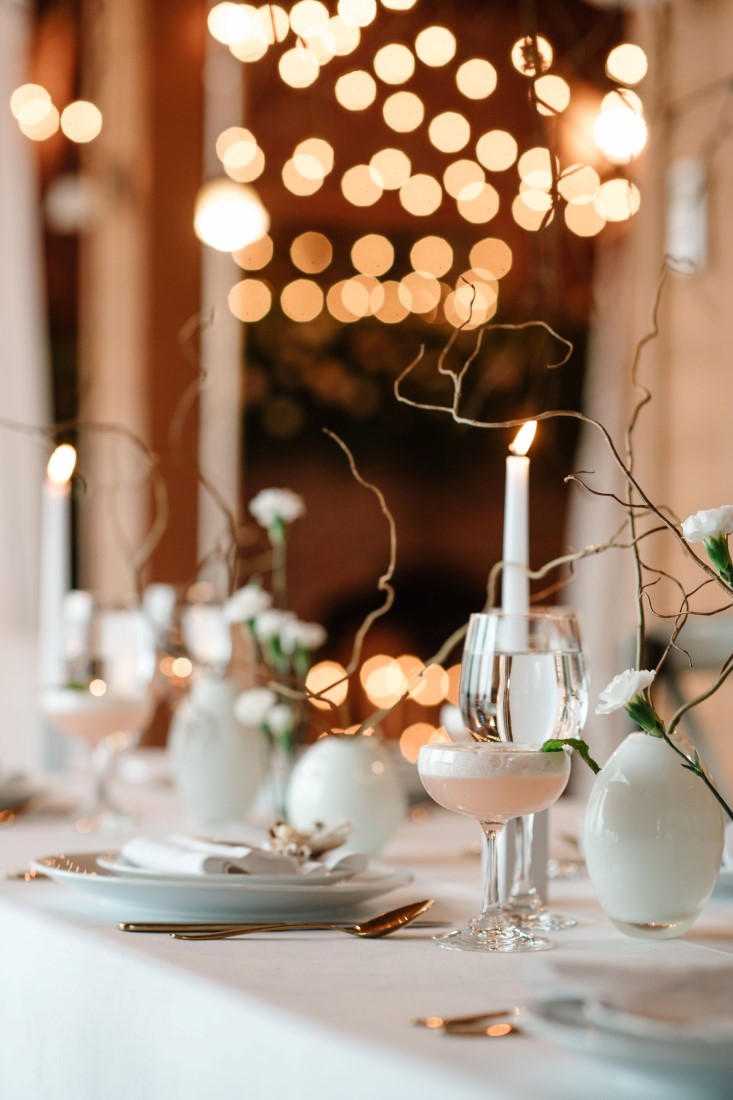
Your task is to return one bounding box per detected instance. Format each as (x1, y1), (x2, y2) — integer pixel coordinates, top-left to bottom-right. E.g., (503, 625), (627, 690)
(459, 608), (589, 931)
(40, 591), (157, 827)
(417, 741), (571, 952)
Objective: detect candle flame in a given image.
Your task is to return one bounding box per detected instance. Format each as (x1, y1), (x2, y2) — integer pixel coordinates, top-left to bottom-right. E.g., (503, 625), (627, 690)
(47, 444), (77, 486)
(509, 421), (537, 456)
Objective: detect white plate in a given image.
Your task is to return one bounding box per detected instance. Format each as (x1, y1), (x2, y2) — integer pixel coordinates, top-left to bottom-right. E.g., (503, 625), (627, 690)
(95, 852), (356, 887)
(522, 997), (733, 1075)
(32, 851), (412, 921)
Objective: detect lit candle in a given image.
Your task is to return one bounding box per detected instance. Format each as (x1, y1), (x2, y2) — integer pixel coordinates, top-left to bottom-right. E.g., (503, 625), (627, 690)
(501, 421), (537, 615)
(39, 444), (77, 688)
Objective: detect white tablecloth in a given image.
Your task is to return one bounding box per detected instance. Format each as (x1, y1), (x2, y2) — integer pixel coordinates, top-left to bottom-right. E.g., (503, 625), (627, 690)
(1, 777), (732, 1100)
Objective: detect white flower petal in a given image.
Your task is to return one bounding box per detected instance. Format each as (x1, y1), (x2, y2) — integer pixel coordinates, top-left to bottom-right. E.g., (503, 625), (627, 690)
(234, 687), (277, 726)
(280, 619), (327, 655)
(224, 584), (273, 624)
(681, 506), (733, 543)
(595, 668), (656, 715)
(254, 608), (296, 642)
(249, 488), (305, 529)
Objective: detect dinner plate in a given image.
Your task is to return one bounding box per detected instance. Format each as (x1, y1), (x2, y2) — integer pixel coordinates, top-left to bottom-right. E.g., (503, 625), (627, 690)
(31, 851), (412, 921)
(522, 997), (733, 1075)
(95, 852), (356, 887)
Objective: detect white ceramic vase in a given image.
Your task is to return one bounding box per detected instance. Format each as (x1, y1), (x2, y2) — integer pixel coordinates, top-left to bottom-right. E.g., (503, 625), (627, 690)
(584, 732), (724, 939)
(285, 734), (407, 855)
(169, 677), (266, 826)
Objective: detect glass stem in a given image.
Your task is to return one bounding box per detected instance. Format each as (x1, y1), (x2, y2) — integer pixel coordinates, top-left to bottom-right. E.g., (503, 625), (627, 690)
(89, 741), (113, 811)
(510, 813), (538, 901)
(475, 820), (505, 929)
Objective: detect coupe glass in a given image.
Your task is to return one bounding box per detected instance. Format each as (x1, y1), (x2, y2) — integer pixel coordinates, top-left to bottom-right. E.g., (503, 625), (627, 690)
(40, 591), (156, 827)
(459, 608), (588, 931)
(418, 741), (571, 952)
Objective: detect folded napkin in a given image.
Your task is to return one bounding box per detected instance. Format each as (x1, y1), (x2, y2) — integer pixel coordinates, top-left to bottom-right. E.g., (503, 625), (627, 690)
(118, 833), (368, 879)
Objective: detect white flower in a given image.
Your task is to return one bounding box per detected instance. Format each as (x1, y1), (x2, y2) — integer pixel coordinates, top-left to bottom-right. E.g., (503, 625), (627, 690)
(595, 669), (656, 715)
(254, 608), (296, 643)
(265, 703), (295, 737)
(280, 619), (327, 655)
(224, 584), (273, 624)
(249, 488), (305, 529)
(681, 506), (733, 543)
(234, 687), (277, 727)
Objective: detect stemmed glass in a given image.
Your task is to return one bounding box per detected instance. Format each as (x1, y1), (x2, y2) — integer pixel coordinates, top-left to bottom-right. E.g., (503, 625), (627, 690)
(40, 591), (157, 827)
(417, 740), (571, 952)
(459, 609), (589, 931)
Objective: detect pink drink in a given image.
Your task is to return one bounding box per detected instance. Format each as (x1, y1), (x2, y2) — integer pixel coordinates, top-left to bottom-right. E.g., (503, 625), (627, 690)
(41, 688), (153, 747)
(418, 743), (570, 823)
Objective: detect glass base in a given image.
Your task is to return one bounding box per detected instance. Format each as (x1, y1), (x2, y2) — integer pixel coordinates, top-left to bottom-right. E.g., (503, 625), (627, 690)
(508, 908), (577, 932)
(435, 925), (552, 953)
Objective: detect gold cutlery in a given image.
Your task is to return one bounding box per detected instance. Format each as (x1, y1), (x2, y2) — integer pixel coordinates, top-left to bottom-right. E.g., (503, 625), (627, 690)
(410, 1007), (521, 1036)
(168, 898), (435, 940)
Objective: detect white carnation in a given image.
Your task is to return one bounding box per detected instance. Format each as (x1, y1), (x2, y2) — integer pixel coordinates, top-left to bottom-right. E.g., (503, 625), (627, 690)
(234, 687), (277, 727)
(254, 608), (296, 642)
(280, 619), (327, 655)
(681, 506), (733, 543)
(249, 488), (305, 529)
(265, 703), (295, 737)
(224, 584), (273, 624)
(595, 669), (656, 715)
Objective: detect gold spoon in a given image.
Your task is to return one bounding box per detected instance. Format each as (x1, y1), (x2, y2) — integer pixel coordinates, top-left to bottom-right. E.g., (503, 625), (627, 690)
(171, 898), (435, 941)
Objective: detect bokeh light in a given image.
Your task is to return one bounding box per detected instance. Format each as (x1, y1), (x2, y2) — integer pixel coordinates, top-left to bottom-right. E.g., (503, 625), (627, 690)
(428, 112), (471, 154)
(511, 34), (553, 77)
(557, 164), (600, 203)
(360, 654), (406, 706)
(518, 146), (556, 189)
(338, 0), (377, 28)
(375, 281), (410, 323)
(290, 231), (333, 272)
(399, 723), (438, 764)
(10, 83), (50, 119)
(564, 199), (606, 237)
(326, 15), (361, 55)
(281, 278), (324, 321)
(18, 100), (60, 141)
(596, 178), (641, 221)
(341, 164), (383, 205)
(194, 179), (270, 251)
(457, 182), (500, 224)
(469, 237), (513, 279)
(293, 137), (334, 179)
(415, 26), (456, 67)
(512, 193), (555, 231)
(278, 46), (319, 87)
(208, 3), (261, 46)
(233, 234), (274, 270)
(475, 130), (518, 172)
(352, 233), (395, 275)
(407, 662), (450, 705)
(410, 235), (453, 277)
(282, 158), (323, 195)
(228, 278), (272, 322)
(399, 173), (442, 216)
(370, 147), (411, 190)
(455, 58), (497, 100)
(606, 43), (648, 86)
(399, 271), (441, 314)
(594, 92), (647, 164)
(335, 70), (377, 110)
(443, 159), (485, 200)
(534, 75), (570, 116)
(382, 91), (424, 132)
(373, 43), (415, 84)
(306, 660), (349, 710)
(290, 0), (329, 37)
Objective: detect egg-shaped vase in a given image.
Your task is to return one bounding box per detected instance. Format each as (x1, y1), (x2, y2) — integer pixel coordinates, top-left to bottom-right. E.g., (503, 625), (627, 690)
(584, 732), (724, 939)
(285, 734), (407, 855)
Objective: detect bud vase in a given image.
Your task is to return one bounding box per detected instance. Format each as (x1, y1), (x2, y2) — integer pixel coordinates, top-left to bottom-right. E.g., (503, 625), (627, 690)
(285, 734), (407, 855)
(169, 677), (266, 827)
(584, 732), (724, 938)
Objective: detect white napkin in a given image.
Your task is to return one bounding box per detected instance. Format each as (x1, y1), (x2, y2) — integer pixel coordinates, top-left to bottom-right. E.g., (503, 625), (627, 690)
(119, 834), (368, 878)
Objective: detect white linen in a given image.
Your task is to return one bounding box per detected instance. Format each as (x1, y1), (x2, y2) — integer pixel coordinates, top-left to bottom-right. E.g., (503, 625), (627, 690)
(119, 833), (368, 877)
(2, 786), (733, 1100)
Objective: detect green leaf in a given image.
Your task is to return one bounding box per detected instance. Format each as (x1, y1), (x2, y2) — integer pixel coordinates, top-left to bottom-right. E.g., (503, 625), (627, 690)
(541, 737), (601, 774)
